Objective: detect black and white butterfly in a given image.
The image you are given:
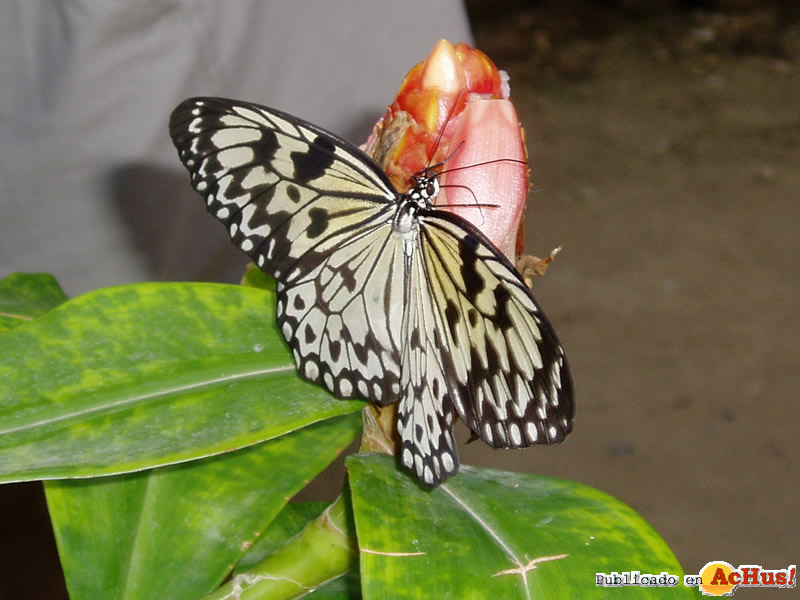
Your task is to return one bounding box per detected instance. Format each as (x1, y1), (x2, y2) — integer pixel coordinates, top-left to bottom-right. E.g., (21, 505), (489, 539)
(169, 97), (573, 486)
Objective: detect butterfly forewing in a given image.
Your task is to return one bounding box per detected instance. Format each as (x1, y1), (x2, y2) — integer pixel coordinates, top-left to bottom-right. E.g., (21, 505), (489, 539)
(170, 98), (396, 274)
(419, 213), (573, 450)
(170, 96), (574, 487)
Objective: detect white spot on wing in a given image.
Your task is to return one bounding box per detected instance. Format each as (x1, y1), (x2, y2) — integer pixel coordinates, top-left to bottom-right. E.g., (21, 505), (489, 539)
(304, 361), (319, 380)
(442, 452), (454, 472)
(509, 423), (522, 446)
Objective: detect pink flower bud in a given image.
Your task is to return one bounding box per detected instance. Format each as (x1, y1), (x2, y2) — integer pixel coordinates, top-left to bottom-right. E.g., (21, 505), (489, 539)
(439, 98), (527, 260)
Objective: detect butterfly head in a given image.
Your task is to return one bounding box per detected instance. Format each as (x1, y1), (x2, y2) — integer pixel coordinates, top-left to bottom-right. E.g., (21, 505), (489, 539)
(406, 168), (441, 209)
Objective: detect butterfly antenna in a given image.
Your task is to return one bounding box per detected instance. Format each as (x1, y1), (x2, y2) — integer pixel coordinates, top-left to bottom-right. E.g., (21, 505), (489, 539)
(437, 156), (527, 177)
(438, 183), (504, 225)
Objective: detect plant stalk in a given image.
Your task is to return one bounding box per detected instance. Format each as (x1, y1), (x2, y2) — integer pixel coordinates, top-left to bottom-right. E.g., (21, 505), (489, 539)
(201, 494), (357, 600)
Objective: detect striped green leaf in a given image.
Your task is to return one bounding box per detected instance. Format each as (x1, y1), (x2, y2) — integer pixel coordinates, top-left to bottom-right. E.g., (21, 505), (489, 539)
(0, 282), (364, 481)
(0, 272), (68, 330)
(348, 453), (698, 599)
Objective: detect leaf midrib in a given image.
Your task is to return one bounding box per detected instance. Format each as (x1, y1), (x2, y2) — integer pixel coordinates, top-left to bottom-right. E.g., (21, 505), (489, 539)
(0, 363), (296, 437)
(441, 484), (532, 600)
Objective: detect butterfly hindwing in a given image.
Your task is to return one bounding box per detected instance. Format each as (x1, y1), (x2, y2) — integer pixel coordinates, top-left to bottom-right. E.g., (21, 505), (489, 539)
(276, 217), (406, 404)
(398, 242), (460, 485)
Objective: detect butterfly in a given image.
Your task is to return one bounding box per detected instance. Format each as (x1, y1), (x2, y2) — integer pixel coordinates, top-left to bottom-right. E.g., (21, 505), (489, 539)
(169, 97), (574, 486)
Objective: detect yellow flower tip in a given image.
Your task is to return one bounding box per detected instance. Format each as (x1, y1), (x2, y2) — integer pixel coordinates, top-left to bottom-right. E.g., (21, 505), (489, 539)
(421, 39), (466, 95)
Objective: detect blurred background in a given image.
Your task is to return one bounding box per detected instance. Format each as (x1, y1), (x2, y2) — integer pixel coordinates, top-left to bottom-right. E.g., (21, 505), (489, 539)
(462, 0), (799, 580)
(1, 1), (797, 597)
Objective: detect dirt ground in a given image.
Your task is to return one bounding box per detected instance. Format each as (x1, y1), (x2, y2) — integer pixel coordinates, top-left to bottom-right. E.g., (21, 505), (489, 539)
(462, 0), (800, 581)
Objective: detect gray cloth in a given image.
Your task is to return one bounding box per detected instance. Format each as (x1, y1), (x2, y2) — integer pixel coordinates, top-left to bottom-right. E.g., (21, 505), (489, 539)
(0, 1), (472, 295)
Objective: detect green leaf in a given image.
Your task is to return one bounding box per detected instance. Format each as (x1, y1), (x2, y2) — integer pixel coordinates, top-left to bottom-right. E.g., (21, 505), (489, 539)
(348, 453), (697, 599)
(0, 272), (68, 330)
(0, 282), (364, 482)
(305, 572), (362, 600)
(46, 414), (361, 600)
(236, 502), (331, 572)
(241, 263), (277, 292)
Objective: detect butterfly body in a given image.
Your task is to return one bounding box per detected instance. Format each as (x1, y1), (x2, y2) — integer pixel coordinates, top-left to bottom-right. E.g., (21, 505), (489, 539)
(170, 97), (573, 486)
